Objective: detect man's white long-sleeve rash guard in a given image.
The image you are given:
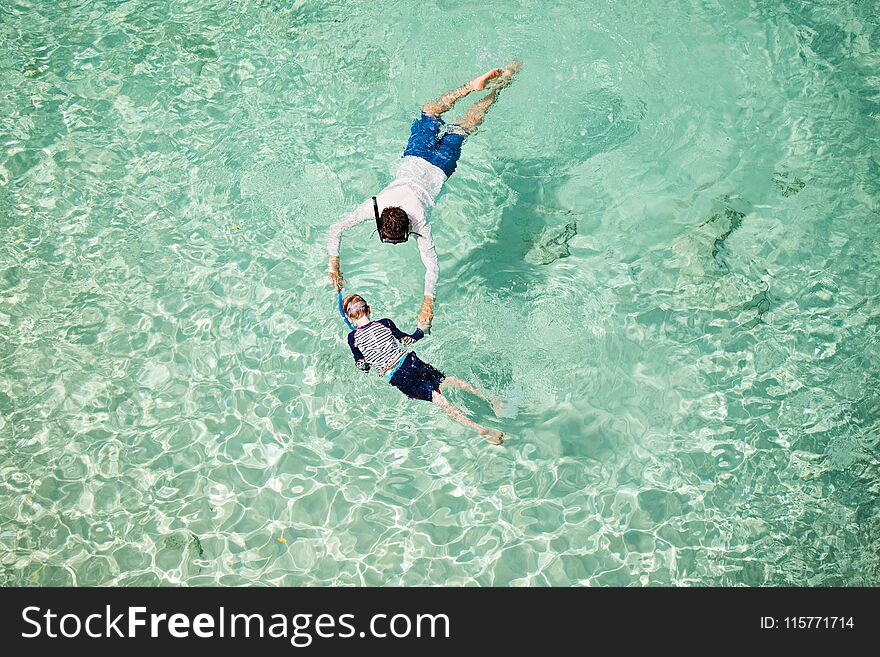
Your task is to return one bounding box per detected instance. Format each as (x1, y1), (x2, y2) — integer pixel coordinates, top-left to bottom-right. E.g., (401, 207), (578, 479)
(327, 155), (446, 298)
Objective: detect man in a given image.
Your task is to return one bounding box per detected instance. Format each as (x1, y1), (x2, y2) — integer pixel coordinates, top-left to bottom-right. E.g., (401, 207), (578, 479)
(327, 62), (522, 332)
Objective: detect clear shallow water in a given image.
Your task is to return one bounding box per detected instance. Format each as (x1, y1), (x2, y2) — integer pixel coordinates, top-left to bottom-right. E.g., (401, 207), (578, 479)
(1, 0), (878, 586)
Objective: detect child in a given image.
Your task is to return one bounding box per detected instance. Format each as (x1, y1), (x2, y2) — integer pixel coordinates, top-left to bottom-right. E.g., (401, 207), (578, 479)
(341, 293), (505, 445)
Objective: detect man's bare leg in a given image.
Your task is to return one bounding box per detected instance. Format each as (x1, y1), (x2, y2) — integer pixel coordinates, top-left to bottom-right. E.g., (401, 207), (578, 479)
(456, 61), (522, 133)
(422, 68), (503, 116)
(432, 392), (504, 445)
(440, 376), (503, 416)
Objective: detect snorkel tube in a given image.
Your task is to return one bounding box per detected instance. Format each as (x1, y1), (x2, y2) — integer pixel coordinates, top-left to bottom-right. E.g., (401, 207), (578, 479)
(337, 290), (355, 330)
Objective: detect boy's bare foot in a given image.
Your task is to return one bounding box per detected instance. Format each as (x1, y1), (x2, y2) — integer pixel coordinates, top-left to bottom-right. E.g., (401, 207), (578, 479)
(468, 68), (503, 91)
(491, 399), (505, 416)
(479, 428), (505, 445)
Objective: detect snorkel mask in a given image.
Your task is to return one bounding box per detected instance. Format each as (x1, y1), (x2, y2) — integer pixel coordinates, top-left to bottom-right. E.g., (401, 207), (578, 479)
(346, 299), (367, 316)
(373, 196), (411, 244)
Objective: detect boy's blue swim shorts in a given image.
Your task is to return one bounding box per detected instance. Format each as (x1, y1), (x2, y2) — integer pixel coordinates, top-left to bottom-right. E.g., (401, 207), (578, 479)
(388, 352), (446, 402)
(402, 112), (467, 178)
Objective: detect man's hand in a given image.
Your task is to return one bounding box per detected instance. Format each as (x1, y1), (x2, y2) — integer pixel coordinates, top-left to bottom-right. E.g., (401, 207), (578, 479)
(328, 256), (344, 291)
(417, 296), (434, 332)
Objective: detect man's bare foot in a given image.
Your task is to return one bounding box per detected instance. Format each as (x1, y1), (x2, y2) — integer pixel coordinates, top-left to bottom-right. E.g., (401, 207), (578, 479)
(479, 427), (505, 445)
(505, 60), (523, 75)
(491, 399), (505, 416)
(492, 60), (523, 90)
(468, 68), (502, 91)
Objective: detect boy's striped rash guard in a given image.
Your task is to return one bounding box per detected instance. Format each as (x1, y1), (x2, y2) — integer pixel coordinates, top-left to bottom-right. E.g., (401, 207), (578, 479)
(347, 318), (424, 373)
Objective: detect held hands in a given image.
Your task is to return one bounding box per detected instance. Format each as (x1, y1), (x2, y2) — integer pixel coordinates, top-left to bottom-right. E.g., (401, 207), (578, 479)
(417, 296), (434, 334)
(328, 256), (344, 291)
(329, 270), (345, 292)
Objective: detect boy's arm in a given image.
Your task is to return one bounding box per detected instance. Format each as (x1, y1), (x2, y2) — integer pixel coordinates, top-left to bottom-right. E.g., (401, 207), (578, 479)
(328, 200), (373, 290)
(347, 331), (369, 372)
(378, 318), (424, 345)
(403, 328), (425, 345)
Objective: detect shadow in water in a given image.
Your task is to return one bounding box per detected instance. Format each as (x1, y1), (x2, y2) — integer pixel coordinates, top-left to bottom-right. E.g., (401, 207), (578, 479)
(450, 89), (644, 401)
(453, 87), (645, 294)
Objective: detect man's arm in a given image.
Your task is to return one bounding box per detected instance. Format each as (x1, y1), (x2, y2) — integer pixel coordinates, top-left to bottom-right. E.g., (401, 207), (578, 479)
(414, 224), (439, 330)
(328, 200), (373, 290)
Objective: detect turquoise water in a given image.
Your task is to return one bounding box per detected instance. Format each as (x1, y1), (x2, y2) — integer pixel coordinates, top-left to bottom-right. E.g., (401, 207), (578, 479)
(1, 0), (879, 586)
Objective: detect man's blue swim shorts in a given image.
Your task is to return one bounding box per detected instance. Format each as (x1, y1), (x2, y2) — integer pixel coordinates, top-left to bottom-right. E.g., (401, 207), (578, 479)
(402, 112), (467, 178)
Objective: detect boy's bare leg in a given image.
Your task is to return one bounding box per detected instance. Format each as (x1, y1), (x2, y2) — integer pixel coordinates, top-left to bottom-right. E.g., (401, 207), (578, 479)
(422, 68), (503, 116)
(441, 376), (503, 416)
(456, 61), (522, 133)
(432, 392), (504, 445)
